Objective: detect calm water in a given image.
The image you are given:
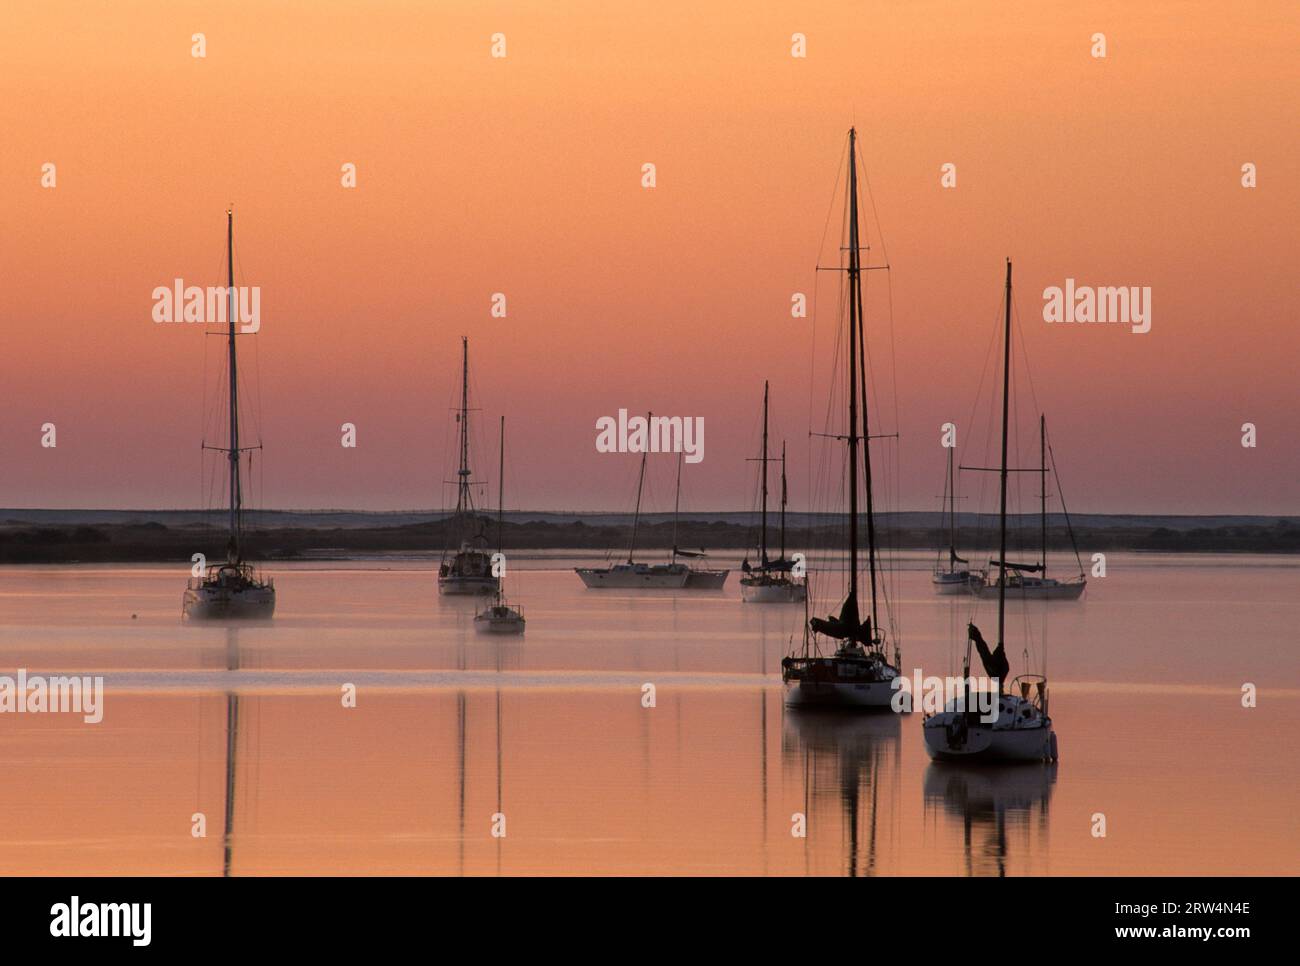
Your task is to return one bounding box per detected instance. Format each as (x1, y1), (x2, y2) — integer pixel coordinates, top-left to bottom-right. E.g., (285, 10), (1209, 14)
(0, 552), (1296, 875)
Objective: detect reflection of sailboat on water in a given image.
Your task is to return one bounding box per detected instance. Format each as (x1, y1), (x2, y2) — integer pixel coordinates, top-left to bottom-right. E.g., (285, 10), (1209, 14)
(183, 209), (275, 620)
(220, 628), (241, 877)
(923, 261), (1058, 762)
(439, 337), (500, 596)
(923, 762), (1057, 877)
(740, 382), (806, 603)
(782, 710), (901, 876)
(781, 128), (902, 709)
(475, 417), (525, 634)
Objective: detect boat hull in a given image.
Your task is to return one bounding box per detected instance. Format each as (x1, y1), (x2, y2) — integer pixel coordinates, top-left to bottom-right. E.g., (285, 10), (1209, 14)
(922, 714), (1056, 762)
(182, 586), (276, 620)
(438, 575), (499, 596)
(740, 579), (808, 603)
(969, 579), (1085, 601)
(784, 678), (898, 710)
(474, 616), (525, 634)
(683, 569), (729, 589)
(931, 571), (971, 595)
(575, 567), (688, 589)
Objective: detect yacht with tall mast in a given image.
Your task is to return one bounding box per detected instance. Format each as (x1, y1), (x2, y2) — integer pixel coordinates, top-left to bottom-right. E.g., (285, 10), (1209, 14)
(923, 260), (1058, 762)
(575, 414), (689, 588)
(475, 417), (525, 633)
(741, 382), (806, 602)
(967, 414), (1087, 600)
(932, 442), (972, 593)
(183, 208), (276, 620)
(438, 337), (500, 596)
(781, 128), (902, 708)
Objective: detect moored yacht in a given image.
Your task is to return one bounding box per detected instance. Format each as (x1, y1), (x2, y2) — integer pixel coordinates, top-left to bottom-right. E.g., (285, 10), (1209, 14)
(740, 382), (806, 603)
(476, 417), (525, 634)
(781, 128), (902, 709)
(182, 208), (275, 621)
(932, 441), (972, 594)
(923, 260), (1059, 763)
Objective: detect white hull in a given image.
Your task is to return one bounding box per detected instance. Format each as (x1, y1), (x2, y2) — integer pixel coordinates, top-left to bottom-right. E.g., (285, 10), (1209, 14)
(575, 567), (688, 589)
(783, 679), (897, 710)
(740, 579), (807, 603)
(931, 571), (971, 595)
(182, 586), (276, 620)
(923, 714), (1055, 761)
(438, 575), (499, 596)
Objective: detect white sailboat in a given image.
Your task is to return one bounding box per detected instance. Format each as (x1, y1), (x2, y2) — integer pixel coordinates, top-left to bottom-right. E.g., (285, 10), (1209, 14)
(781, 128), (902, 709)
(575, 413), (690, 589)
(740, 381), (806, 603)
(183, 208), (276, 621)
(932, 442), (972, 594)
(968, 414), (1087, 600)
(923, 260), (1059, 763)
(438, 337), (500, 596)
(475, 417), (525, 634)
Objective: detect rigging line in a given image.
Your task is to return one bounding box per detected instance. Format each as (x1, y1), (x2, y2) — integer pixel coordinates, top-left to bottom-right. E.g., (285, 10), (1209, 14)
(1047, 432), (1086, 575)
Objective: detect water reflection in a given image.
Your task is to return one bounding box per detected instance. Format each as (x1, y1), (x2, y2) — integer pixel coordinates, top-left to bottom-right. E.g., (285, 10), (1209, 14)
(923, 763), (1057, 877)
(782, 710), (902, 876)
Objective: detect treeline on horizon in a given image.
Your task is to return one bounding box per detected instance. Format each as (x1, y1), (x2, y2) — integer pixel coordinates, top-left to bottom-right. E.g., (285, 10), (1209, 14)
(1, 516), (1298, 563)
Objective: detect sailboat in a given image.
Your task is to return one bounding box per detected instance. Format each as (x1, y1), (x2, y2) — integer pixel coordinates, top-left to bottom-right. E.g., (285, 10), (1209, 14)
(932, 442), (972, 594)
(438, 337), (500, 596)
(670, 451), (729, 589)
(183, 208), (276, 620)
(968, 414), (1087, 600)
(781, 128), (902, 709)
(923, 260), (1058, 762)
(741, 382), (806, 603)
(475, 417), (525, 633)
(575, 413), (690, 588)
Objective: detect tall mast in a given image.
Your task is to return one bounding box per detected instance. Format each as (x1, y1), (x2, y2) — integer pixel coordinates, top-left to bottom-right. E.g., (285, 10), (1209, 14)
(456, 337), (471, 516)
(760, 381), (769, 564)
(997, 259), (1012, 660)
(780, 441), (787, 562)
(948, 444), (957, 561)
(845, 128), (862, 613)
(497, 416), (505, 555)
(627, 412), (650, 563)
(671, 449), (683, 562)
(1040, 414), (1047, 579)
(226, 208), (241, 565)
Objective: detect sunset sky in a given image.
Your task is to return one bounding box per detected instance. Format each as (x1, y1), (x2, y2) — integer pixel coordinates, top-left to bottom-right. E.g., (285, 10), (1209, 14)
(3, 1), (1297, 514)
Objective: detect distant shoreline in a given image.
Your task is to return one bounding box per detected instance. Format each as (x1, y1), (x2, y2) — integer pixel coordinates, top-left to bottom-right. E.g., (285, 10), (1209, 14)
(1, 511), (1297, 563)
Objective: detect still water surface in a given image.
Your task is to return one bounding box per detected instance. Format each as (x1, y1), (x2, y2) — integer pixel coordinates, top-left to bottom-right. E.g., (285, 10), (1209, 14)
(0, 553), (1295, 875)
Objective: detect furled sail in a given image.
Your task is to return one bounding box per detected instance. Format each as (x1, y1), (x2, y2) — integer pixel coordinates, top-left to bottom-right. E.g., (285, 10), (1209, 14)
(810, 594), (874, 645)
(968, 622), (1009, 683)
(988, 558), (1043, 573)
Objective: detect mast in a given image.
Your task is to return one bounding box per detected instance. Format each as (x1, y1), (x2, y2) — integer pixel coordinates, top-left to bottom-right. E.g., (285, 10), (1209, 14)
(456, 337), (471, 517)
(497, 416), (505, 555)
(671, 449), (683, 562)
(849, 128), (881, 637)
(997, 259), (1012, 665)
(948, 444), (957, 564)
(845, 128), (862, 616)
(627, 412), (650, 564)
(1040, 414), (1047, 579)
(780, 441), (787, 563)
(760, 382), (769, 565)
(225, 208), (241, 565)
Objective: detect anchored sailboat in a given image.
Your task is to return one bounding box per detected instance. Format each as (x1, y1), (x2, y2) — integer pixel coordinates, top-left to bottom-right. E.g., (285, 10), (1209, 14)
(741, 382), (806, 603)
(968, 414), (1087, 600)
(575, 413), (689, 588)
(923, 260), (1058, 762)
(475, 417), (525, 633)
(932, 442), (972, 594)
(781, 128), (902, 709)
(438, 337), (500, 596)
(182, 208), (275, 620)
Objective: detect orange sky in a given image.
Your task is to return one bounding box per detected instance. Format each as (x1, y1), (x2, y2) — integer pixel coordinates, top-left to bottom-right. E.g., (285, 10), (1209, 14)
(3, 1), (1297, 513)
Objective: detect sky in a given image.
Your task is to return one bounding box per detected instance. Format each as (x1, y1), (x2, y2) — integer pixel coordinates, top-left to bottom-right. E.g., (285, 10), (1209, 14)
(2, 1), (1297, 514)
